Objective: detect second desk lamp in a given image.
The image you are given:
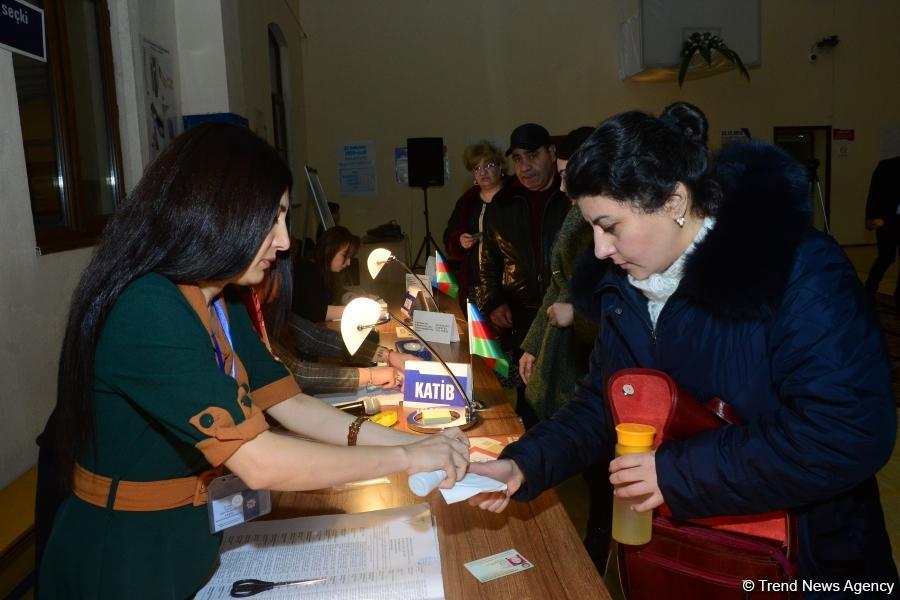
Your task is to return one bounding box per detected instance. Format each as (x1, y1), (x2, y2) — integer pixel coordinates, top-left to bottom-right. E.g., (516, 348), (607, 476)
(340, 297), (479, 432)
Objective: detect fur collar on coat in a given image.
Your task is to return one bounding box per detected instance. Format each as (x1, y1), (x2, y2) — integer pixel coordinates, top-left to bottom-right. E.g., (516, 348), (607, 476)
(571, 141), (812, 322)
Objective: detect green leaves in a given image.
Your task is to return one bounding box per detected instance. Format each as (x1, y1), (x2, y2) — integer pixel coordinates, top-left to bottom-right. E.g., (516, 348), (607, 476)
(678, 32), (751, 86)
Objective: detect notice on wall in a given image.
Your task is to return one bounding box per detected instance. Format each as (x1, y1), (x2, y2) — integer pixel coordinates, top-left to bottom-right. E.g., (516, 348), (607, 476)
(443, 145), (451, 182)
(338, 141), (378, 195)
(880, 125), (900, 160)
(142, 38), (180, 161)
(720, 128), (751, 145)
(834, 127), (854, 159)
(394, 144), (451, 186)
(394, 146), (409, 184)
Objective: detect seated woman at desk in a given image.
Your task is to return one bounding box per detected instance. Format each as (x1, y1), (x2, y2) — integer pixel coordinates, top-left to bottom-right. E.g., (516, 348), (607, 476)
(292, 225), (359, 322)
(286, 308), (417, 371)
(37, 123), (470, 599)
(469, 110), (898, 586)
(257, 261), (413, 394)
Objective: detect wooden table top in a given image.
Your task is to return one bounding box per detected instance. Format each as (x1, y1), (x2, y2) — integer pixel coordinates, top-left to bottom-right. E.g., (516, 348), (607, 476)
(273, 291), (609, 599)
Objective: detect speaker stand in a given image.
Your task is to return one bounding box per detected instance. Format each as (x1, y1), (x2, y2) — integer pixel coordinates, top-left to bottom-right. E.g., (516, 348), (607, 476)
(413, 186), (441, 270)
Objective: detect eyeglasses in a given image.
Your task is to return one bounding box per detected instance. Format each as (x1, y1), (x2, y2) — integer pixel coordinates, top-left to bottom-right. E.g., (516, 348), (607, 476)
(472, 162), (499, 175)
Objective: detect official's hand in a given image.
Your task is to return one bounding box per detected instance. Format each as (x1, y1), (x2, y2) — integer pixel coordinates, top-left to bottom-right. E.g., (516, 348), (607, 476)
(460, 233), (476, 250)
(466, 459), (524, 512)
(609, 450), (664, 513)
(519, 352), (536, 384)
(866, 218), (885, 231)
(388, 351), (419, 370)
(547, 302), (574, 328)
(403, 428), (470, 487)
(367, 366), (403, 389)
(490, 304), (513, 329)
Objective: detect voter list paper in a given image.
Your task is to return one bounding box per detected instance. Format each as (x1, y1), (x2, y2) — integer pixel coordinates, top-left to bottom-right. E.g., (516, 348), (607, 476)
(464, 549), (534, 583)
(196, 504), (444, 599)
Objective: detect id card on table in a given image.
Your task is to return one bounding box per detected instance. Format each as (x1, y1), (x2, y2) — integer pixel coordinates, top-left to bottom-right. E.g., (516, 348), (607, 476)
(206, 474), (271, 533)
(464, 549), (534, 583)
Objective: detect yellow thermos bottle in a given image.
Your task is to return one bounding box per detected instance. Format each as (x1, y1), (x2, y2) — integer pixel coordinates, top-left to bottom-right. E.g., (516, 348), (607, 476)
(611, 423), (657, 545)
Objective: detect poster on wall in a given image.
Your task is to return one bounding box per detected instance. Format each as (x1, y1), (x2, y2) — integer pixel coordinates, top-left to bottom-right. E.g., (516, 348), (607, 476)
(443, 145), (450, 183)
(720, 129), (751, 145)
(880, 125), (900, 160)
(338, 142), (378, 195)
(142, 38), (180, 161)
(833, 128), (854, 159)
(394, 144), (450, 186)
(394, 147), (408, 184)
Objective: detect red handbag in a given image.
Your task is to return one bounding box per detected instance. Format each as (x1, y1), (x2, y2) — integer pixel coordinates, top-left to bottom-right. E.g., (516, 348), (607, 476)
(607, 369), (799, 600)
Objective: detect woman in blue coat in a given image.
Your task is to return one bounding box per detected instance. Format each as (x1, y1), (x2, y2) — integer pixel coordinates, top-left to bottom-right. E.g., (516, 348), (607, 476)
(469, 110), (898, 592)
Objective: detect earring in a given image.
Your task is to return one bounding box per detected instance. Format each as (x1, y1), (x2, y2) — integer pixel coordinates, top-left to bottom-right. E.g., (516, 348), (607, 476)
(675, 215), (685, 227)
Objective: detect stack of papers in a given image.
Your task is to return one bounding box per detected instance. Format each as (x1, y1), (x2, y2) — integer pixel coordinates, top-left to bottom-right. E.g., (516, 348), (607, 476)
(196, 504), (444, 599)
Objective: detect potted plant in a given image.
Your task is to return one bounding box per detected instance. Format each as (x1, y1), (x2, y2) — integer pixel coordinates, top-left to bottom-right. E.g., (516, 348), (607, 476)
(678, 32), (750, 86)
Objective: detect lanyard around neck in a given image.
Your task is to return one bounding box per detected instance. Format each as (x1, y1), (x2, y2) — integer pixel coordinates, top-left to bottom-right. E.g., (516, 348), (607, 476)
(211, 299), (237, 380)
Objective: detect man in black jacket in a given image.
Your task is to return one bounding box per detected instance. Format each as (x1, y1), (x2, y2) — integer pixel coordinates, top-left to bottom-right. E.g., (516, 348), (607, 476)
(864, 156), (900, 304)
(475, 123), (570, 425)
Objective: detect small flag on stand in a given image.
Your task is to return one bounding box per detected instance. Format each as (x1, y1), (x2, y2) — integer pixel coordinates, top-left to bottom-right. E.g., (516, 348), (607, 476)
(434, 251), (459, 299)
(466, 302), (509, 378)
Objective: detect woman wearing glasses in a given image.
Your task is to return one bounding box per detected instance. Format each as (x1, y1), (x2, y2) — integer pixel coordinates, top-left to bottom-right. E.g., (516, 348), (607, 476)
(442, 142), (509, 306)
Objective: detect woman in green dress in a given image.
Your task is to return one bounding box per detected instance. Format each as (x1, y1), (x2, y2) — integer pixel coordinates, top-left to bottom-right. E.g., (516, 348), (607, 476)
(37, 123), (470, 599)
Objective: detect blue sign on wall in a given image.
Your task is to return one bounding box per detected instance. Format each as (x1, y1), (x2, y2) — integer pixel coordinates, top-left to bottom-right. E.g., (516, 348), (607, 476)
(0, 0), (45, 62)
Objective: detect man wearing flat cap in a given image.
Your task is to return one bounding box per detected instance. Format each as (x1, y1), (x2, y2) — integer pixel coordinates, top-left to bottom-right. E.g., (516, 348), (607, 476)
(475, 123), (570, 427)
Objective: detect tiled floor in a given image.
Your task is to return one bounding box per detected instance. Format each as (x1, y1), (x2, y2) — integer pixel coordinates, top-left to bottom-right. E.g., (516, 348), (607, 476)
(552, 243), (900, 591)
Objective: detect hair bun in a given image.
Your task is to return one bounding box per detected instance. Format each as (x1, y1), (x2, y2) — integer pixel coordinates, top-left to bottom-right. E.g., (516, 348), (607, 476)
(660, 102), (709, 146)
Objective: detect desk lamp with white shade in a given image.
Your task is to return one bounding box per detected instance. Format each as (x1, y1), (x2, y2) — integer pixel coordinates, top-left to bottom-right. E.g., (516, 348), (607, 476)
(366, 248), (439, 312)
(340, 297), (479, 432)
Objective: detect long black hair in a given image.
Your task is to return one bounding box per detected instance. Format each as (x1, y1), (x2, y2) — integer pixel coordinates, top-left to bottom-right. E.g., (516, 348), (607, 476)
(565, 109), (720, 218)
(313, 225), (360, 293)
(54, 122), (292, 488)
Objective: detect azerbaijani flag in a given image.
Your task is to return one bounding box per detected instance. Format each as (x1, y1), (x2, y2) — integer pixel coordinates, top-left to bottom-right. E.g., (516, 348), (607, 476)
(434, 251), (459, 299)
(467, 302), (509, 378)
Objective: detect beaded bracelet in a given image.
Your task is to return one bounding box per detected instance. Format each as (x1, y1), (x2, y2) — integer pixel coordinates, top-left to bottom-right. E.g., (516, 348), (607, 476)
(347, 415), (368, 446)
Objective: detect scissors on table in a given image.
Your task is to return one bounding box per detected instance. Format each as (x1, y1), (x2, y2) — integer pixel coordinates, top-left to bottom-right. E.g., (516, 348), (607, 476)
(230, 577), (326, 597)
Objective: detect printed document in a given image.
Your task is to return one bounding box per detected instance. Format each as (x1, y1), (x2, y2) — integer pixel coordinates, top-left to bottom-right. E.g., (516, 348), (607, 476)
(196, 504), (444, 599)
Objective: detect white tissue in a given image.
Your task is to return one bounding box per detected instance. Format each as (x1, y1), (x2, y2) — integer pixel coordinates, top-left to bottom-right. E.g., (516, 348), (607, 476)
(408, 470), (507, 504)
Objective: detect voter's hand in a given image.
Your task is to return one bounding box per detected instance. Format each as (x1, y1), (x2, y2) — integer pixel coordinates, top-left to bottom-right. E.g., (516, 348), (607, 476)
(467, 459), (524, 513)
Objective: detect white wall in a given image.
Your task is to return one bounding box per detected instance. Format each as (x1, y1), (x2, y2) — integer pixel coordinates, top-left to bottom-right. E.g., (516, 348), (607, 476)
(0, 0), (308, 488)
(225, 0), (309, 222)
(0, 53), (93, 487)
(0, 0), (157, 488)
(298, 0), (900, 247)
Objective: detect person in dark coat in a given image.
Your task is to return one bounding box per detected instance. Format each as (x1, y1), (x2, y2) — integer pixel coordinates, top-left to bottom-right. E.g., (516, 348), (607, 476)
(442, 142), (509, 308)
(475, 123), (570, 423)
(864, 155), (900, 303)
(474, 123), (570, 352)
(469, 110), (898, 594)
